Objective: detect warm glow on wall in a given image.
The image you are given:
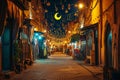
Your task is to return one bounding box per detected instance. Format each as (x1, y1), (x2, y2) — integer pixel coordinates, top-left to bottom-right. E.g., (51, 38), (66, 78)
(29, 2), (33, 19)
(34, 28), (38, 31)
(44, 30), (47, 33)
(64, 41), (67, 44)
(80, 23), (84, 29)
(47, 39), (50, 42)
(78, 3), (84, 9)
(68, 31), (71, 33)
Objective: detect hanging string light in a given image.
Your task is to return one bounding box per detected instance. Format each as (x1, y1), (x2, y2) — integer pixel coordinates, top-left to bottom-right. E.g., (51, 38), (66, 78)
(41, 0), (79, 38)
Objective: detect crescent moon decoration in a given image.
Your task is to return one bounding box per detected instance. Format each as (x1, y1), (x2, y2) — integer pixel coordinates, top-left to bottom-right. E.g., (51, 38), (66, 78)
(54, 12), (62, 20)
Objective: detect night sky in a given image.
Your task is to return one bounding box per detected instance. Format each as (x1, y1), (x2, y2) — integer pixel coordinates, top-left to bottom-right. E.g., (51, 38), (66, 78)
(41, 0), (79, 38)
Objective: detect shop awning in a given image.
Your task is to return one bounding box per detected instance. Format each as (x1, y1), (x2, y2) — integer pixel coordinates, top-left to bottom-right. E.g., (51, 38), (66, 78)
(80, 23), (98, 31)
(70, 32), (86, 42)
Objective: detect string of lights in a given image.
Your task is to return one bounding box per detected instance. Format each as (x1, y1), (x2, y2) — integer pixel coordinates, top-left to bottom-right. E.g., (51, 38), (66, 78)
(41, 0), (79, 38)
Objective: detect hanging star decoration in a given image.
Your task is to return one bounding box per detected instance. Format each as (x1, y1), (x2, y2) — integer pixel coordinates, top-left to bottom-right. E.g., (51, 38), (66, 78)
(41, 0), (78, 38)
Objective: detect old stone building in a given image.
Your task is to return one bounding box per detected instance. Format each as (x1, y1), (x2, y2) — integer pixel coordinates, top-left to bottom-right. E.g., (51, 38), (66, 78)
(0, 0), (32, 73)
(80, 0), (120, 80)
(0, 0), (120, 80)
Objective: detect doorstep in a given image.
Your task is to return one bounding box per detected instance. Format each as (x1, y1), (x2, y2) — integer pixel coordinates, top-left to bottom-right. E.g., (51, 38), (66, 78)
(1, 71), (16, 79)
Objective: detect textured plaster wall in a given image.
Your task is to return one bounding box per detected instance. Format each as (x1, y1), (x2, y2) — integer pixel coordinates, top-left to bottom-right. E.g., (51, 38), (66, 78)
(88, 0), (102, 65)
(101, 5), (114, 67)
(101, 0), (120, 69)
(88, 0), (120, 68)
(91, 0), (100, 24)
(102, 0), (114, 12)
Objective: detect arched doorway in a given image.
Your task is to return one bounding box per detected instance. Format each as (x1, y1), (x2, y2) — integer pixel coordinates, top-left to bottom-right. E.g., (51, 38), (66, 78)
(2, 25), (11, 71)
(1, 17), (15, 71)
(104, 22), (113, 80)
(105, 23), (112, 68)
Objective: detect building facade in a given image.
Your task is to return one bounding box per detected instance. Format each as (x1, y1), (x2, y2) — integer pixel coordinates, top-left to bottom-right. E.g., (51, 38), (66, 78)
(82, 0), (120, 80)
(0, 0), (32, 74)
(0, 0), (120, 80)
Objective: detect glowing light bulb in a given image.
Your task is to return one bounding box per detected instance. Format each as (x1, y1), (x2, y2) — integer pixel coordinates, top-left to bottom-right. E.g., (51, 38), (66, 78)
(78, 3), (84, 9)
(38, 36), (42, 40)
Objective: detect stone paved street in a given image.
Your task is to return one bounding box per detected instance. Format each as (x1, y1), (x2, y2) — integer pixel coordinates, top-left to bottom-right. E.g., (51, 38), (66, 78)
(8, 53), (103, 80)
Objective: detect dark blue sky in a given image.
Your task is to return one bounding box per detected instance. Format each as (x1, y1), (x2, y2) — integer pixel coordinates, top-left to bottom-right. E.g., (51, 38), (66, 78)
(41, 0), (78, 38)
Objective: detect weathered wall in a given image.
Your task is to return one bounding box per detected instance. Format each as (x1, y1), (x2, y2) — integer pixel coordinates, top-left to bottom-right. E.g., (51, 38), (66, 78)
(101, 0), (120, 70)
(84, 0), (120, 68)
(0, 0), (27, 71)
(101, 0), (114, 67)
(84, 0), (101, 65)
(102, 0), (119, 69)
(90, 0), (100, 24)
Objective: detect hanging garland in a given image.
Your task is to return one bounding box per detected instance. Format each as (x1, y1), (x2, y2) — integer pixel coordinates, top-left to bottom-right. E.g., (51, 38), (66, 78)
(41, 0), (78, 38)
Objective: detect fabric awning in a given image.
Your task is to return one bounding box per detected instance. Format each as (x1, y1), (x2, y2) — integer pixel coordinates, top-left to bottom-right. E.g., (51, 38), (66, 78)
(70, 33), (80, 42)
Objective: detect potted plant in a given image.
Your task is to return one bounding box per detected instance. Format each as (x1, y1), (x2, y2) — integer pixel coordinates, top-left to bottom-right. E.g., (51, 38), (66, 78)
(13, 40), (22, 73)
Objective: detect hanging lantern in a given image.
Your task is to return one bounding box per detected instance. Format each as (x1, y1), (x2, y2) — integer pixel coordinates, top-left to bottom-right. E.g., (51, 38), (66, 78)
(68, 4), (71, 10)
(46, 2), (51, 6)
(45, 9), (48, 13)
(65, 9), (68, 13)
(62, 5), (64, 10)
(55, 5), (58, 11)
(74, 13), (78, 16)
(74, 4), (77, 7)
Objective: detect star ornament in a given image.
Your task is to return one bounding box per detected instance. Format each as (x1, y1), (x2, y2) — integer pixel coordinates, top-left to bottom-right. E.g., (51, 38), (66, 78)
(54, 12), (62, 20)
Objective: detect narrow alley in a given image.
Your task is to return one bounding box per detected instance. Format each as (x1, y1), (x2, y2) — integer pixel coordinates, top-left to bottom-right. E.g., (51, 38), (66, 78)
(0, 0), (120, 80)
(9, 52), (103, 80)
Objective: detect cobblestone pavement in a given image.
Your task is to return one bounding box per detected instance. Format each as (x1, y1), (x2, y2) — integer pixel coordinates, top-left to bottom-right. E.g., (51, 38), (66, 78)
(8, 52), (103, 80)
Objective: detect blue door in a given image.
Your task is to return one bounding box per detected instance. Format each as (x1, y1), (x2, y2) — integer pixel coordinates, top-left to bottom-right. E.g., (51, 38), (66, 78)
(2, 27), (11, 71)
(107, 32), (112, 67)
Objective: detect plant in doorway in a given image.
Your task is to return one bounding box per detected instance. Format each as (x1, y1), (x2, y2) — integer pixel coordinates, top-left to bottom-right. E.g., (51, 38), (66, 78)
(13, 40), (22, 74)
